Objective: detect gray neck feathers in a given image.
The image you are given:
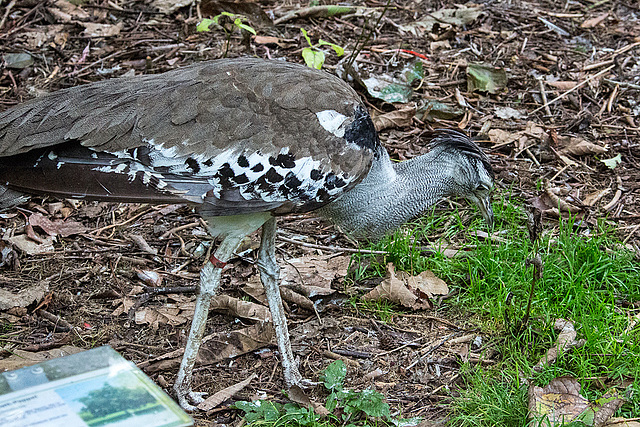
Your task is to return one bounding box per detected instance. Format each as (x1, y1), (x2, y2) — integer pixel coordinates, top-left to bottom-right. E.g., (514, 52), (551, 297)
(318, 146), (461, 240)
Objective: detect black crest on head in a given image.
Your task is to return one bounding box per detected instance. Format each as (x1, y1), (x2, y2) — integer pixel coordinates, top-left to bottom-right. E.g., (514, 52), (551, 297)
(428, 129), (494, 179)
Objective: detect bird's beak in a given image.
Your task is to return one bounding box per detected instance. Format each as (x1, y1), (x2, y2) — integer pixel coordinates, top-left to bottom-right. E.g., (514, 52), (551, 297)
(472, 195), (494, 228)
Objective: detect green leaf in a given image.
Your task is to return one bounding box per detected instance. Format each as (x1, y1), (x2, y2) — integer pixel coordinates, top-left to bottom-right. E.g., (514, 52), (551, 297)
(300, 28), (313, 48)
(344, 389), (390, 418)
(466, 63), (508, 94)
(600, 153), (622, 169)
(234, 19), (256, 34)
(233, 400), (282, 422)
(318, 39), (344, 56)
(302, 48), (325, 69)
(322, 360), (346, 391)
(326, 5), (353, 16)
(326, 392), (338, 411)
(196, 18), (214, 32)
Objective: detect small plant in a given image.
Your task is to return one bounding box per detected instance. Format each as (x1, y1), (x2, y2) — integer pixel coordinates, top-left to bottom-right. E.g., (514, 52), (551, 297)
(234, 360), (418, 426)
(322, 360), (390, 423)
(300, 28), (344, 69)
(197, 12), (256, 57)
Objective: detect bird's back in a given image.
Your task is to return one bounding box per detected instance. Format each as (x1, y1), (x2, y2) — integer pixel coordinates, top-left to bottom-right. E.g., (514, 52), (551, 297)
(0, 58), (379, 215)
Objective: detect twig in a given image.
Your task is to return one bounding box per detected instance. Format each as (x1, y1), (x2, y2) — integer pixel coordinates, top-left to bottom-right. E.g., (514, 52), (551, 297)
(90, 207), (153, 235)
(159, 221), (200, 239)
(0, 0), (16, 29)
(276, 233), (388, 255)
(529, 65), (615, 115)
(538, 79), (552, 117)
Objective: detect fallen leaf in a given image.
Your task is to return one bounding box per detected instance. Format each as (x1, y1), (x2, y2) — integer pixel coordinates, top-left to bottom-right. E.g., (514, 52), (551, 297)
(529, 377), (590, 426)
(0, 281), (48, 311)
(363, 263), (447, 310)
(494, 106), (525, 119)
(546, 81), (578, 90)
(80, 22), (123, 38)
(135, 305), (191, 328)
(373, 105), (417, 131)
(600, 154), (622, 170)
(404, 270), (449, 298)
(581, 13), (608, 28)
(0, 346), (84, 371)
(7, 234), (55, 255)
(198, 373), (257, 411)
(606, 417), (640, 427)
(47, 0), (90, 23)
(583, 188), (611, 207)
(529, 377), (623, 427)
(279, 254), (349, 294)
(151, 0), (194, 14)
(29, 213), (87, 237)
(211, 295), (272, 322)
(534, 319), (578, 371)
(399, 5), (482, 36)
(559, 137), (607, 156)
(361, 61), (424, 103)
(467, 63), (508, 94)
(198, 322), (275, 364)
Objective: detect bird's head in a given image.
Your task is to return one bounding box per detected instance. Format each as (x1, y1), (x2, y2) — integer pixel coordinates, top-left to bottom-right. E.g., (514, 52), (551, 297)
(429, 130), (495, 228)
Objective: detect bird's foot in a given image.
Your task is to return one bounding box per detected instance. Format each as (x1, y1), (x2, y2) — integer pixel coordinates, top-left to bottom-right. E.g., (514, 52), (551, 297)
(298, 378), (319, 389)
(175, 389), (207, 412)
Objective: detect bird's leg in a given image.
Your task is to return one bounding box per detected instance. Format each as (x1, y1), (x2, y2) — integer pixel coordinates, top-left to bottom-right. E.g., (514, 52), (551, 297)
(173, 234), (245, 411)
(257, 217), (303, 388)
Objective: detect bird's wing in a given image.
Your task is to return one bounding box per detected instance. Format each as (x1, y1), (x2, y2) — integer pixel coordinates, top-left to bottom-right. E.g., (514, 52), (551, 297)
(0, 59), (378, 215)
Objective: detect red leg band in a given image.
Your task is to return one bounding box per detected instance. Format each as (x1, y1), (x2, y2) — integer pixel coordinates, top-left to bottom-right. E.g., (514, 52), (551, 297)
(209, 254), (227, 268)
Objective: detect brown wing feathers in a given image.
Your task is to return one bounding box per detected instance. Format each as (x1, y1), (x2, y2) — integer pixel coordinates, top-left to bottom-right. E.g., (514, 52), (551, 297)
(0, 59), (378, 215)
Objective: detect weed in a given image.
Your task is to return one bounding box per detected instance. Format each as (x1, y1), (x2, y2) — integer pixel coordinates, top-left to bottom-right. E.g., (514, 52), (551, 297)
(300, 28), (343, 69)
(197, 12), (256, 57)
(235, 360), (419, 426)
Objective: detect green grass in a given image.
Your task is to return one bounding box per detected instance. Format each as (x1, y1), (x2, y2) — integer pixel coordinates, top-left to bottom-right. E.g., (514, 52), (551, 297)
(350, 192), (640, 425)
(239, 191), (639, 426)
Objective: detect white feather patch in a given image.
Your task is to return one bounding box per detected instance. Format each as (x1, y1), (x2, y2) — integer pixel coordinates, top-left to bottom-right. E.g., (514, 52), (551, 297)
(316, 110), (348, 138)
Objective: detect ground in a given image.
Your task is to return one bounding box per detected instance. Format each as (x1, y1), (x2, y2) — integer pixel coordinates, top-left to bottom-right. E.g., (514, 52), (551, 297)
(0, 0), (639, 426)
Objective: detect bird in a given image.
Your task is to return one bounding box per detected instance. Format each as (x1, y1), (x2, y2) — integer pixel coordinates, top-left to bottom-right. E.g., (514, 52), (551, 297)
(0, 58), (494, 410)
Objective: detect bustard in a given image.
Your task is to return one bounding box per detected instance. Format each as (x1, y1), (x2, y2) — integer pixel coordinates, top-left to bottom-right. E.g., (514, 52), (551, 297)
(0, 58), (494, 410)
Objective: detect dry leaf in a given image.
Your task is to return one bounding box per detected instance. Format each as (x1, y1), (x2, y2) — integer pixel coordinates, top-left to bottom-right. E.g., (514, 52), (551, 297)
(403, 270), (449, 298)
(211, 295), (272, 322)
(581, 13), (608, 28)
(151, 0), (194, 14)
(48, 0), (90, 22)
(372, 105), (416, 131)
(135, 305), (191, 328)
(529, 377), (590, 426)
(198, 322), (275, 364)
(80, 22), (123, 38)
(0, 281), (48, 311)
(280, 254), (349, 291)
(546, 81), (578, 90)
(29, 212), (87, 237)
(559, 137), (607, 156)
(198, 373), (257, 411)
(606, 417), (640, 427)
(583, 188), (611, 207)
(534, 319), (578, 371)
(7, 234), (55, 255)
(363, 263), (447, 310)
(0, 346), (84, 371)
(488, 129), (520, 145)
(529, 377), (623, 427)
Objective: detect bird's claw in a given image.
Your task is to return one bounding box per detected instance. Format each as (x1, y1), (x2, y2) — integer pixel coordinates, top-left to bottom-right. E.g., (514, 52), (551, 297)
(175, 390), (207, 412)
(298, 378), (318, 389)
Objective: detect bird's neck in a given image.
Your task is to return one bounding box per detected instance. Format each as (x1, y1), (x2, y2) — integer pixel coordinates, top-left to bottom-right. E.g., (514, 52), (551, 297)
(318, 148), (458, 239)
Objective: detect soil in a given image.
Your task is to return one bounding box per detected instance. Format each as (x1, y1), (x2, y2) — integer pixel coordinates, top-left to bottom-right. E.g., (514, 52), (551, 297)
(0, 0), (639, 425)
